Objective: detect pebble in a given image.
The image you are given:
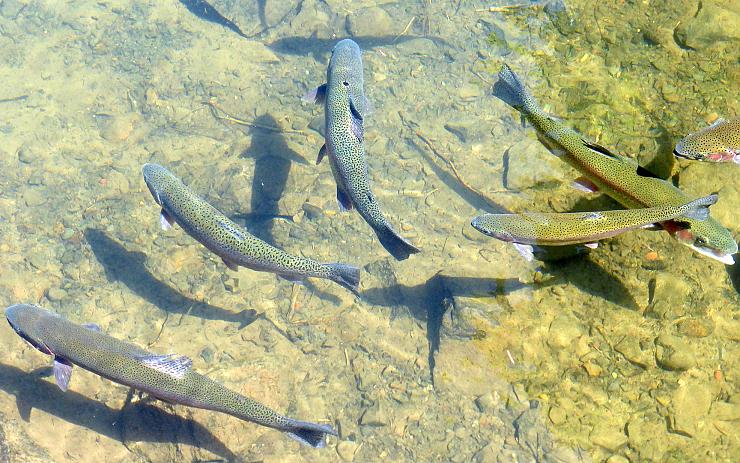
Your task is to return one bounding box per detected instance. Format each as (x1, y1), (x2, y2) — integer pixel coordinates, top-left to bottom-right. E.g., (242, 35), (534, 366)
(346, 7), (393, 36)
(46, 287), (67, 302)
(669, 378), (714, 436)
(475, 391), (501, 413)
(100, 114), (138, 142)
(676, 318), (713, 338)
(17, 145), (41, 164)
(547, 315), (582, 348)
(589, 423), (627, 452)
(548, 406), (567, 425)
(360, 401), (388, 427)
(336, 441), (358, 461)
(654, 333), (696, 371)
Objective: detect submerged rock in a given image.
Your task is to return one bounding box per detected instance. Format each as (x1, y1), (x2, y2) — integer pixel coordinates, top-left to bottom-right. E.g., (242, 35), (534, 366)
(674, 1), (740, 50)
(654, 333), (696, 371)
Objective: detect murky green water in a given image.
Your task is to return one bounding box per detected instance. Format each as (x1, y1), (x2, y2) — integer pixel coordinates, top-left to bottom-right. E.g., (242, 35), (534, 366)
(0, 0), (737, 462)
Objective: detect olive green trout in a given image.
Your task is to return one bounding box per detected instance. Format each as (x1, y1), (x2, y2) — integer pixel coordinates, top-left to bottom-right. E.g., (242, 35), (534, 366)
(308, 39), (420, 261)
(471, 194), (718, 261)
(674, 117), (739, 164)
(492, 64), (737, 265)
(5, 304), (337, 447)
(142, 163), (360, 295)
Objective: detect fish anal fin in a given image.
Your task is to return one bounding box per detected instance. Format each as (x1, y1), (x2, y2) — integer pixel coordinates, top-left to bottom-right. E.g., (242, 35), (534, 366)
(160, 209), (175, 231)
(53, 356), (73, 392)
(572, 177), (600, 193)
(337, 187), (353, 211)
(136, 354), (192, 380)
(303, 83), (327, 104)
(222, 257), (239, 271)
(82, 323), (102, 332)
(317, 144), (327, 165)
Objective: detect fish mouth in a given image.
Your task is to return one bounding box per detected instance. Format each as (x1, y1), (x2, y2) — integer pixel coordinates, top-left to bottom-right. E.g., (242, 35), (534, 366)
(687, 244), (735, 265)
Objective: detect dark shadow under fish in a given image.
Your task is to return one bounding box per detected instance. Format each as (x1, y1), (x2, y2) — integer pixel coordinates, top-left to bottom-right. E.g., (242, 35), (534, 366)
(178, 0), (248, 39)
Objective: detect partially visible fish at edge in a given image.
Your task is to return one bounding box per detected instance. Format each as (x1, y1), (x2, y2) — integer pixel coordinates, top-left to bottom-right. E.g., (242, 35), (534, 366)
(674, 117), (740, 164)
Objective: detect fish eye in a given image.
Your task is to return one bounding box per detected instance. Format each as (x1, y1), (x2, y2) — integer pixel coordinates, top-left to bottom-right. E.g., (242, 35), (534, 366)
(694, 236), (708, 247)
(342, 81), (349, 87)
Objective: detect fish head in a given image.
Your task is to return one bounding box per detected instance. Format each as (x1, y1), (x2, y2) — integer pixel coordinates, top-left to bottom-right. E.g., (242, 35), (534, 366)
(674, 118), (740, 162)
(142, 163), (168, 206)
(327, 39), (368, 116)
(471, 216), (516, 242)
(668, 220), (738, 265)
(5, 304), (54, 355)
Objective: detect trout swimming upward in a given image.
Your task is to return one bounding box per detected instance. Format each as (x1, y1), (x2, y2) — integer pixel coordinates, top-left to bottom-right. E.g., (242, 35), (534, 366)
(492, 64), (737, 265)
(5, 304), (337, 448)
(471, 194), (718, 261)
(142, 163), (360, 295)
(308, 39), (420, 261)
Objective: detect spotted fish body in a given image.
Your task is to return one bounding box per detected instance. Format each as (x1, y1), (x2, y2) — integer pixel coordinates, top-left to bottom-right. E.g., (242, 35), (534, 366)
(492, 64), (737, 265)
(471, 194), (717, 247)
(311, 39), (420, 261)
(142, 164), (360, 295)
(5, 304), (336, 448)
(674, 117), (740, 164)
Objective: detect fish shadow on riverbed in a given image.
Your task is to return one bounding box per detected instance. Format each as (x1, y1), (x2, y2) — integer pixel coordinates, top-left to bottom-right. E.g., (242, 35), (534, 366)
(0, 363), (237, 462)
(363, 271), (527, 384)
(233, 114), (308, 243)
(84, 229), (259, 329)
(268, 35), (452, 62)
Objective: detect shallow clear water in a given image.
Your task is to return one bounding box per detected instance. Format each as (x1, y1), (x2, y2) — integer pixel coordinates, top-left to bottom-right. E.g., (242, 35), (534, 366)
(0, 0), (737, 462)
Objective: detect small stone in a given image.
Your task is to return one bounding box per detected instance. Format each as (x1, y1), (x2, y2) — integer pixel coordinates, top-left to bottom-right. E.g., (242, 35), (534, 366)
(17, 145), (40, 164)
(475, 391), (501, 413)
(504, 138), (566, 190)
(590, 423), (628, 452)
(606, 455), (629, 463)
(583, 362), (602, 377)
(346, 7), (392, 36)
(336, 440), (358, 461)
(710, 401), (740, 421)
(22, 189), (46, 207)
(475, 442), (500, 463)
(100, 114), (138, 142)
(547, 315), (582, 348)
(46, 288), (68, 302)
(360, 401), (388, 427)
(615, 337), (652, 368)
(676, 318), (713, 338)
(548, 406), (567, 425)
(458, 83), (482, 100)
(199, 346), (214, 363)
(655, 333), (696, 371)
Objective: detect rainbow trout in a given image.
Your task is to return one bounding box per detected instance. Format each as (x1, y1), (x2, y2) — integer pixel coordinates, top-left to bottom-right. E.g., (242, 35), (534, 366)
(308, 39), (420, 261)
(5, 304), (337, 447)
(674, 117), (740, 164)
(142, 163), (360, 294)
(471, 194), (718, 261)
(492, 64), (737, 265)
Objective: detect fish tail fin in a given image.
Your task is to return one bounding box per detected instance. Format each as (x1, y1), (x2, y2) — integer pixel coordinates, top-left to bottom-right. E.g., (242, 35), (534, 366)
(492, 64), (541, 114)
(375, 224), (421, 261)
(284, 419), (337, 448)
(681, 193), (719, 221)
(326, 263), (361, 296)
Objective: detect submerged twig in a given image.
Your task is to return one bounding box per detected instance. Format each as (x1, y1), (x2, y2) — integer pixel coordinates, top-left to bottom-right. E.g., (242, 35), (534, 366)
(147, 311), (169, 348)
(393, 16), (416, 43)
(0, 95), (28, 103)
(203, 99), (304, 134)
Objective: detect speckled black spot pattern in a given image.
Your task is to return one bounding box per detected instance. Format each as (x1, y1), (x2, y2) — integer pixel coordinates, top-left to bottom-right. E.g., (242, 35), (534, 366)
(674, 118), (740, 161)
(322, 39), (420, 261)
(142, 164), (359, 295)
(493, 65), (737, 262)
(472, 194), (718, 246)
(5, 304), (337, 447)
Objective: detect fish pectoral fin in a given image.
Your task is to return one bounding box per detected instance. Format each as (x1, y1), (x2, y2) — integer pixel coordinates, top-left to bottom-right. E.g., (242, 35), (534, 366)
(634, 165), (663, 179)
(582, 140), (622, 160)
(222, 257), (239, 271)
(512, 243), (535, 262)
(303, 83), (327, 104)
(348, 96), (364, 141)
(53, 356), (74, 392)
(317, 144), (327, 165)
(336, 187), (354, 211)
(641, 224), (663, 231)
(584, 242), (599, 249)
(572, 177), (600, 193)
(82, 322), (102, 332)
(160, 209), (175, 231)
(135, 354), (192, 380)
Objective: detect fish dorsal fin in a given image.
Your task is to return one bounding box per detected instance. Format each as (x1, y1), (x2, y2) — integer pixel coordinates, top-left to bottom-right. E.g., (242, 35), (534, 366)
(136, 354), (192, 380)
(582, 140), (623, 160)
(348, 96), (364, 141)
(634, 165), (663, 179)
(215, 219), (246, 241)
(82, 323), (102, 332)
